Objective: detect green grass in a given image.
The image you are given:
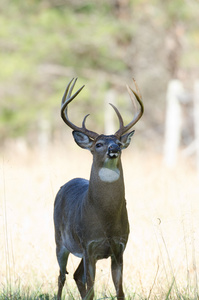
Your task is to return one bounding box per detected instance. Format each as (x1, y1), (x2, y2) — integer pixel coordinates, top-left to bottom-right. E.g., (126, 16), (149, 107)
(1, 284), (199, 300)
(0, 283), (55, 300)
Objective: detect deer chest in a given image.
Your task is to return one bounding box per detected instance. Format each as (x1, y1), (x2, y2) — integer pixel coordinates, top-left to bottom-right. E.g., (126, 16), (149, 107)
(87, 237), (126, 260)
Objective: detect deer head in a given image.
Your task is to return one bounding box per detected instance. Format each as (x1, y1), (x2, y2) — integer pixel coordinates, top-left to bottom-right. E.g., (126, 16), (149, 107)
(61, 77), (143, 163)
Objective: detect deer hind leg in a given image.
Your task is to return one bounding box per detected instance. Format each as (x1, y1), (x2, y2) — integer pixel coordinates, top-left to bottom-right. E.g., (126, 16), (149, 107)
(111, 252), (125, 299)
(56, 246), (69, 300)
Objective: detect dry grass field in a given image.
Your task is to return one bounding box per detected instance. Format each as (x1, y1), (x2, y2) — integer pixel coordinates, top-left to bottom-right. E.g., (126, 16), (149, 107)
(0, 141), (199, 299)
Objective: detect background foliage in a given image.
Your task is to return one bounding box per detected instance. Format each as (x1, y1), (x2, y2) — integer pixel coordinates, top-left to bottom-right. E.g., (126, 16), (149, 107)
(0, 0), (199, 146)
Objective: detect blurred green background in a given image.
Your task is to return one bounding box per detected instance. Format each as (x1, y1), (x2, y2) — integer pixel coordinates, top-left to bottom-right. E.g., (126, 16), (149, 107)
(0, 0), (198, 149)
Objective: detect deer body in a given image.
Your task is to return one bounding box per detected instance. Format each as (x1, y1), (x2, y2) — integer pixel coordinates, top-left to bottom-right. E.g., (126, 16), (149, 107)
(54, 79), (144, 299)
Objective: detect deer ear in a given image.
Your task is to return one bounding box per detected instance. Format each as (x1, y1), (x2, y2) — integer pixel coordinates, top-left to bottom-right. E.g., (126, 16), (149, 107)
(120, 130), (135, 149)
(72, 131), (94, 150)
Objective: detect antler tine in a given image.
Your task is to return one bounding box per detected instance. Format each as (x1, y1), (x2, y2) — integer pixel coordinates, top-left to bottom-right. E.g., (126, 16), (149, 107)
(109, 103), (124, 129)
(82, 114), (90, 129)
(114, 79), (144, 138)
(61, 78), (85, 127)
(61, 78), (84, 112)
(61, 78), (99, 140)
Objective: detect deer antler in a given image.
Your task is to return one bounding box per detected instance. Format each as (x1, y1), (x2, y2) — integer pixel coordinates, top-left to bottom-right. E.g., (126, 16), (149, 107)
(113, 79), (144, 138)
(61, 78), (99, 140)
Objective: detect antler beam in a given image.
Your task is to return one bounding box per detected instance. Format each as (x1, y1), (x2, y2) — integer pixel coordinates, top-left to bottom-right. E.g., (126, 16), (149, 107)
(114, 79), (144, 138)
(61, 78), (99, 140)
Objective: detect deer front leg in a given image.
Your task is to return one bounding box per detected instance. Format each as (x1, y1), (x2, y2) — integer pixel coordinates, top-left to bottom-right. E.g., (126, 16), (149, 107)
(111, 252), (125, 299)
(84, 253), (96, 300)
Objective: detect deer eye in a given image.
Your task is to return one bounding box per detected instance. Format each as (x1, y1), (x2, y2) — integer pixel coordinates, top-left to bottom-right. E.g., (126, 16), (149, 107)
(96, 142), (103, 148)
(117, 142), (123, 147)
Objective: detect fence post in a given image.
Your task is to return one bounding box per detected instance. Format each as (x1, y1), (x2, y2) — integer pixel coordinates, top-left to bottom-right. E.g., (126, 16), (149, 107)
(163, 80), (184, 167)
(193, 80), (199, 176)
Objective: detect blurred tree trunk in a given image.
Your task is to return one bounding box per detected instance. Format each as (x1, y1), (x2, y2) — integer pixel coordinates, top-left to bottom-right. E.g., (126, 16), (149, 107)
(104, 89), (116, 135)
(164, 80), (184, 167)
(165, 24), (183, 78)
(194, 80), (199, 176)
(113, 0), (131, 19)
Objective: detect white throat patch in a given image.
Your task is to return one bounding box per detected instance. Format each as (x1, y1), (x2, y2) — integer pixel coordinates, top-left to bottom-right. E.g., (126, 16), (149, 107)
(98, 167), (120, 183)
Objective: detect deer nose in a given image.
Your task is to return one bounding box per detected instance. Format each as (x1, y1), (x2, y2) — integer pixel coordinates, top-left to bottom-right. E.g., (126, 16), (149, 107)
(108, 144), (121, 158)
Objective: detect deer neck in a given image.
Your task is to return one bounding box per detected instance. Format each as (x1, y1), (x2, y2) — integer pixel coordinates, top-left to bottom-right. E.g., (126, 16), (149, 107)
(88, 157), (125, 208)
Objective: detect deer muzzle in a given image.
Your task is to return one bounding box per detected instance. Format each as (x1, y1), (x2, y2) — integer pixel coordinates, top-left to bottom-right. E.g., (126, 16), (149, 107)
(107, 144), (121, 159)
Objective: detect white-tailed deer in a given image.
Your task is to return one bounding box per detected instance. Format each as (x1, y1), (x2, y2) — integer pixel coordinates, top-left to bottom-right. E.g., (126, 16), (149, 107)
(54, 78), (144, 300)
